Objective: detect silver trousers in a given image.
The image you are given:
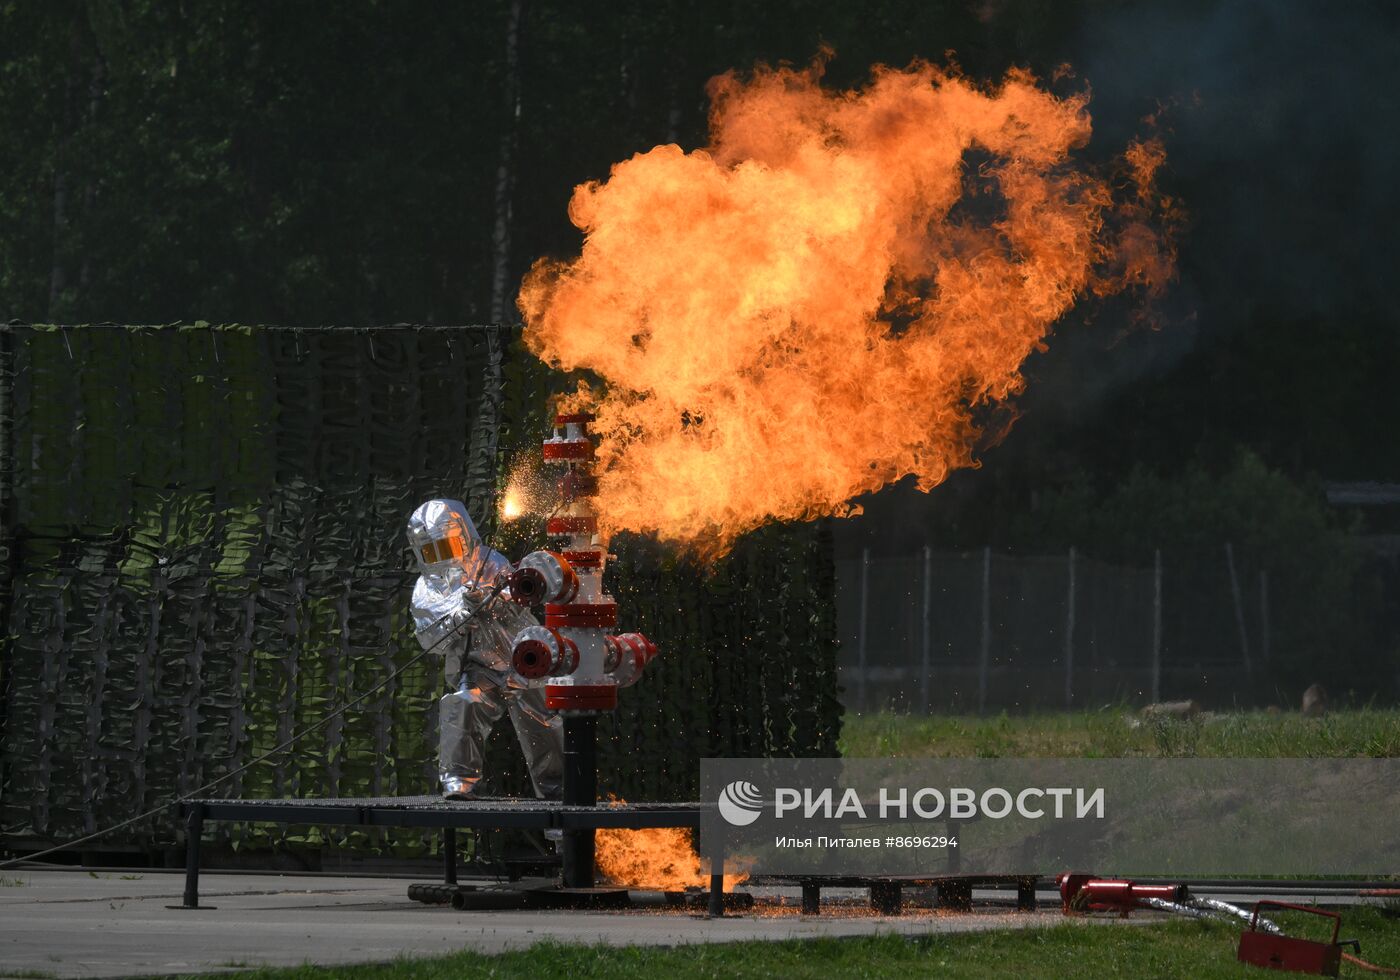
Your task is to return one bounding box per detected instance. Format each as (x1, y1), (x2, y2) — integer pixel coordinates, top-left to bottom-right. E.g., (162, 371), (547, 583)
(438, 662), (565, 800)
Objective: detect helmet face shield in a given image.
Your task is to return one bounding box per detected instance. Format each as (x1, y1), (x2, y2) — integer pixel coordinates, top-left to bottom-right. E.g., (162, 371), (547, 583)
(408, 499), (482, 574)
(419, 530), (466, 566)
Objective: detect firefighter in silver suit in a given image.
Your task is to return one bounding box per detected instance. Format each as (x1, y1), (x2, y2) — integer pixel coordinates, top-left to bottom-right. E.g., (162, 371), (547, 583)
(407, 498), (564, 800)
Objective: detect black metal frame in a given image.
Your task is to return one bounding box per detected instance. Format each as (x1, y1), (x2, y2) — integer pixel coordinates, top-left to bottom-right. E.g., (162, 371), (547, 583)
(174, 796), (1039, 920)
(175, 795), (726, 916)
(776, 874), (1039, 914)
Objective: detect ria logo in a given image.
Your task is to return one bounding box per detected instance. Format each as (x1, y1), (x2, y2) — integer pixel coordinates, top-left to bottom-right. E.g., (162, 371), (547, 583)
(717, 780), (764, 826)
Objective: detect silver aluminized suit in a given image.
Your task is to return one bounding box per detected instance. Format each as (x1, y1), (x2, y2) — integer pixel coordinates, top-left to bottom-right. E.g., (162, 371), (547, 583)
(407, 499), (564, 800)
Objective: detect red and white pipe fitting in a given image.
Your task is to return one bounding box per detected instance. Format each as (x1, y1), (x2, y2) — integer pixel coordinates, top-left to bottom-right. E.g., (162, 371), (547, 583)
(511, 625), (580, 679)
(513, 410), (660, 713)
(604, 632), (658, 688)
(508, 550), (579, 606)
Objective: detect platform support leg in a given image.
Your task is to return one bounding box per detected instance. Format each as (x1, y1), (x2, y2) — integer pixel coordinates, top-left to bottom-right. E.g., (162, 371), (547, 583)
(708, 854), (725, 919)
(181, 803), (204, 909)
(938, 880), (972, 912)
(561, 715), (597, 889)
(801, 884), (821, 915)
(871, 881), (902, 915)
(1017, 877), (1036, 911)
(443, 827), (457, 885)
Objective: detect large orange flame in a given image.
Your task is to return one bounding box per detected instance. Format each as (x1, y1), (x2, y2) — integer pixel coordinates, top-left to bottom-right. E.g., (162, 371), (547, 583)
(595, 826), (747, 891)
(520, 55), (1176, 555)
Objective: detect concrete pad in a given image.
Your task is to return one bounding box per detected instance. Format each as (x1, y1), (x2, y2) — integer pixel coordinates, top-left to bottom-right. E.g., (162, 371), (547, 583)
(0, 869), (1095, 978)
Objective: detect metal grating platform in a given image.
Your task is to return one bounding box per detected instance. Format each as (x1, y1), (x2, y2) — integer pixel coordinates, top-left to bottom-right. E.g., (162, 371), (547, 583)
(184, 796), (705, 830)
(757, 873), (1041, 914)
(173, 796), (713, 912)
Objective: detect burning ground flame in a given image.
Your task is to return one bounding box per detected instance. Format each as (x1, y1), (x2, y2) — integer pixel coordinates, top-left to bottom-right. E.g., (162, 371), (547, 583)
(520, 54), (1177, 555)
(596, 826), (748, 891)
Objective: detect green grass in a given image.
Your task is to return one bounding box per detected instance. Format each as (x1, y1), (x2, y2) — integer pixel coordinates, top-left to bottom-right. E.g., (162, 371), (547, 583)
(158, 907), (1400, 979)
(838, 708), (1400, 758)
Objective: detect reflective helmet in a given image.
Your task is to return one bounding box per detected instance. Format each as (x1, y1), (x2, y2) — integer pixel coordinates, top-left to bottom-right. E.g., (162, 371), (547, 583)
(407, 499), (482, 574)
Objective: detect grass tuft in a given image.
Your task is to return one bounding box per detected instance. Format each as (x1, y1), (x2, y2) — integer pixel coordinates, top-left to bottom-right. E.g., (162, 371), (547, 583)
(154, 907), (1400, 979)
(839, 708), (1400, 759)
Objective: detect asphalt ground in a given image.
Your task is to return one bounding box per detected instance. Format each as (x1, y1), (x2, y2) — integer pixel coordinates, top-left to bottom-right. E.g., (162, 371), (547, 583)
(2, 868), (1110, 979)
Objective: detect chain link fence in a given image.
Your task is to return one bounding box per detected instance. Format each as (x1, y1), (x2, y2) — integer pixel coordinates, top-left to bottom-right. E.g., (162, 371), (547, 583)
(837, 546), (1282, 713)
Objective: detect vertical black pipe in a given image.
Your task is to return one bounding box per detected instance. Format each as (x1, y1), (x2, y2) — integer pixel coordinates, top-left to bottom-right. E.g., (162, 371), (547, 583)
(560, 714), (597, 888)
(181, 803), (204, 909)
(705, 868), (728, 912)
(706, 820), (726, 918)
(708, 860), (725, 917)
(443, 827), (457, 885)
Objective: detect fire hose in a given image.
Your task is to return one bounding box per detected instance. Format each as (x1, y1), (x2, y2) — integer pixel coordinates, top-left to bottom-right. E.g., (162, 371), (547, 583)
(1347, 956), (1400, 976)
(1059, 873), (1279, 929)
(1136, 895), (1280, 932)
(1060, 873), (1400, 976)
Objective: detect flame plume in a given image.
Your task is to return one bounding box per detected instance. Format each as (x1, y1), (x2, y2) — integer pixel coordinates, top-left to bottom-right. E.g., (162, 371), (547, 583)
(596, 826), (747, 891)
(520, 55), (1176, 556)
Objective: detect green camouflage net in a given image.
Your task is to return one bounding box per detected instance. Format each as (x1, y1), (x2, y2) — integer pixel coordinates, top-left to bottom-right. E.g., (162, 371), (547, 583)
(0, 324), (840, 858)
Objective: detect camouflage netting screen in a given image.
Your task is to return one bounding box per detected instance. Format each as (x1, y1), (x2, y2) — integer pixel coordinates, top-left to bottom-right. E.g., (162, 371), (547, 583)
(0, 324), (841, 856)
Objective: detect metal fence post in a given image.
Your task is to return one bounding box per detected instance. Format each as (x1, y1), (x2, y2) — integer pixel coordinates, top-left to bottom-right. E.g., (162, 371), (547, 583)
(978, 547), (991, 715)
(1064, 547), (1076, 710)
(921, 544), (932, 714)
(1225, 542), (1253, 684)
(857, 547), (870, 714)
(1259, 570), (1270, 665)
(1151, 549), (1163, 704)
